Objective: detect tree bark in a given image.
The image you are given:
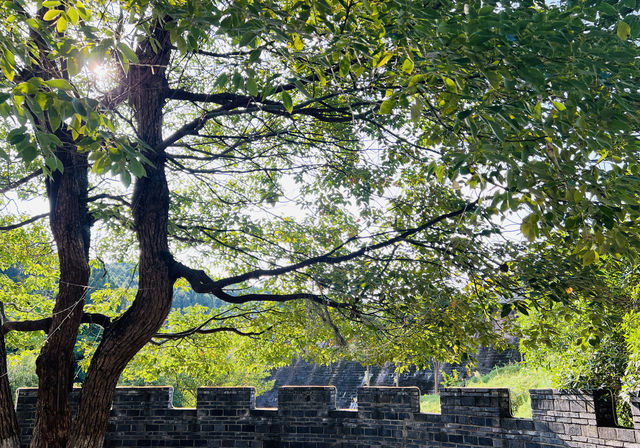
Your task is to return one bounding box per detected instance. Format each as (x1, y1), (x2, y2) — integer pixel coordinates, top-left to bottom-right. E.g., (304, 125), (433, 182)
(0, 326), (20, 448)
(29, 144), (90, 448)
(67, 25), (174, 448)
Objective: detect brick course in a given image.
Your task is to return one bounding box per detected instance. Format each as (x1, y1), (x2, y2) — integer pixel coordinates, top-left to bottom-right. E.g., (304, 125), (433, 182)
(14, 386), (640, 447)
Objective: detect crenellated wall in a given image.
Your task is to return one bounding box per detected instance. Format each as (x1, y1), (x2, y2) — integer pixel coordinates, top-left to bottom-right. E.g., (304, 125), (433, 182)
(14, 386), (640, 447)
(257, 346), (521, 408)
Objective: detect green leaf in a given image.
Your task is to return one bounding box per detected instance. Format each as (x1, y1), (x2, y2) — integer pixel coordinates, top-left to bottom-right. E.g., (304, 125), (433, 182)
(45, 156), (58, 172)
(379, 98), (395, 114)
(120, 55), (129, 74)
(176, 35), (187, 54)
(20, 145), (38, 163)
(282, 91), (293, 114)
(434, 165), (445, 183)
(49, 107), (61, 132)
(487, 119), (504, 141)
(4, 49), (15, 68)
(215, 73), (229, 88)
(401, 58), (414, 74)
(582, 250), (599, 266)
(120, 170), (131, 188)
(232, 72), (243, 90)
(249, 49), (262, 64)
(443, 77), (457, 93)
(129, 158), (146, 178)
(485, 70), (502, 89)
(67, 57), (80, 76)
(116, 42), (139, 63)
(597, 2), (618, 16)
(1, 63), (14, 82)
(246, 77), (259, 97)
(339, 55), (350, 77)
(293, 80), (313, 99)
(533, 102), (542, 121)
(521, 214), (538, 242)
(617, 21), (631, 40)
(374, 52), (393, 68)
(45, 79), (74, 90)
(292, 34), (304, 51)
(411, 101), (423, 122)
(56, 15), (67, 33)
(43, 9), (61, 21)
(239, 32), (255, 47)
(7, 127), (27, 144)
(552, 101), (566, 111)
(66, 6), (79, 25)
(71, 98), (86, 116)
(457, 109), (472, 120)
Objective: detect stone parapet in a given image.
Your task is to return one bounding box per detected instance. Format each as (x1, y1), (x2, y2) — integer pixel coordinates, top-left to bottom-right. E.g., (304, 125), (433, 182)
(14, 386), (640, 447)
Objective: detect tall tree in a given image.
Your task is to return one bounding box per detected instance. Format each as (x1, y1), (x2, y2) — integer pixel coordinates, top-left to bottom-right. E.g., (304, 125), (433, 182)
(0, 0), (639, 447)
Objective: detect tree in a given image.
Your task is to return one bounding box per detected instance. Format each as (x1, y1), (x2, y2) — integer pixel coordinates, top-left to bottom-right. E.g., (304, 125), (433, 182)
(0, 0), (639, 447)
(0, 221), (57, 403)
(513, 239), (640, 425)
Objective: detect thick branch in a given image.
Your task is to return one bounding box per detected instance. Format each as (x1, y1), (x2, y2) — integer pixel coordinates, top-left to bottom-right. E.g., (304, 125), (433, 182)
(0, 169), (43, 194)
(168, 261), (347, 308)
(160, 90), (372, 149)
(87, 193), (131, 207)
(214, 201), (477, 288)
(165, 89), (256, 105)
(154, 325), (269, 341)
(1, 312), (111, 335)
(215, 288), (336, 305)
(185, 47), (257, 58)
(0, 213), (49, 231)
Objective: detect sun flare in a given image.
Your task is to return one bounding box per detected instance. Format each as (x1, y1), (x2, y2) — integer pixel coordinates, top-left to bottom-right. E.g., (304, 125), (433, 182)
(88, 61), (114, 83)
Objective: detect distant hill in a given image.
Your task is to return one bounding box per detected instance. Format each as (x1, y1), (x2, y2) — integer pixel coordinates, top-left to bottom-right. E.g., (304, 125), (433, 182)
(89, 262), (224, 310)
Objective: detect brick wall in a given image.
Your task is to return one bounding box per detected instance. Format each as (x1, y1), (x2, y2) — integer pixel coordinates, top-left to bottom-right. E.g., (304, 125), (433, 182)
(14, 386), (640, 447)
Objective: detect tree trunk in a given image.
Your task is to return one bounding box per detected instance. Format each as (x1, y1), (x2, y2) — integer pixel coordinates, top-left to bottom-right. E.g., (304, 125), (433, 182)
(30, 146), (90, 448)
(67, 25), (174, 448)
(0, 326), (20, 448)
(433, 361), (441, 394)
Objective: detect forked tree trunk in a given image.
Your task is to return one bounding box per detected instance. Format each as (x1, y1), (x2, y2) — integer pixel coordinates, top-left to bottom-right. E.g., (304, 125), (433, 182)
(29, 147), (91, 448)
(67, 25), (174, 448)
(67, 163), (174, 447)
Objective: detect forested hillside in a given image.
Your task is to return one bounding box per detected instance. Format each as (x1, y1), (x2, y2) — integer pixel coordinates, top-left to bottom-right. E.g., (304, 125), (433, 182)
(88, 262), (223, 310)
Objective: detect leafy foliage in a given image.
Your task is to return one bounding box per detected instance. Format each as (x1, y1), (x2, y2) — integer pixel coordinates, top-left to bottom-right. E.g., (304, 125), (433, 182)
(623, 312), (640, 399)
(515, 247), (640, 424)
(0, 0), (639, 443)
(120, 306), (274, 407)
(0, 0), (637, 357)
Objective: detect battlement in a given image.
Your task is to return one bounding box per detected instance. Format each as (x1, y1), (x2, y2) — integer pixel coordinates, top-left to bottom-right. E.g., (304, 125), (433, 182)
(15, 386), (640, 447)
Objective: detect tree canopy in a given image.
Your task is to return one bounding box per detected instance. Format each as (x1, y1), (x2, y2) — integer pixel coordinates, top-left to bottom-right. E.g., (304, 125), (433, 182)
(0, 0), (639, 446)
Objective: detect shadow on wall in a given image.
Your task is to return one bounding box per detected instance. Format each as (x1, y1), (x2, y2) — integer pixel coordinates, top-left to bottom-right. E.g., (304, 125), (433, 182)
(13, 385), (640, 448)
(257, 345), (520, 408)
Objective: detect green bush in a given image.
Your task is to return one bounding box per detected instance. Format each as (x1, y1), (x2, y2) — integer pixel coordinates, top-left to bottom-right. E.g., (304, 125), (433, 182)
(7, 349), (38, 397)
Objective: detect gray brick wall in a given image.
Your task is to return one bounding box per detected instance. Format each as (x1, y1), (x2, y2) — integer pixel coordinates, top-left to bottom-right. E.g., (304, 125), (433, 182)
(14, 386), (640, 447)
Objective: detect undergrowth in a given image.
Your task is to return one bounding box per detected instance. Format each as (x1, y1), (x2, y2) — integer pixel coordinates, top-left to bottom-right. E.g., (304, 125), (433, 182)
(420, 363), (552, 417)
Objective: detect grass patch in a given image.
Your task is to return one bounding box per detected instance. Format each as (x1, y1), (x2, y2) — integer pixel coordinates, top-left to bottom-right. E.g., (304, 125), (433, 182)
(420, 393), (441, 414)
(420, 363), (552, 417)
